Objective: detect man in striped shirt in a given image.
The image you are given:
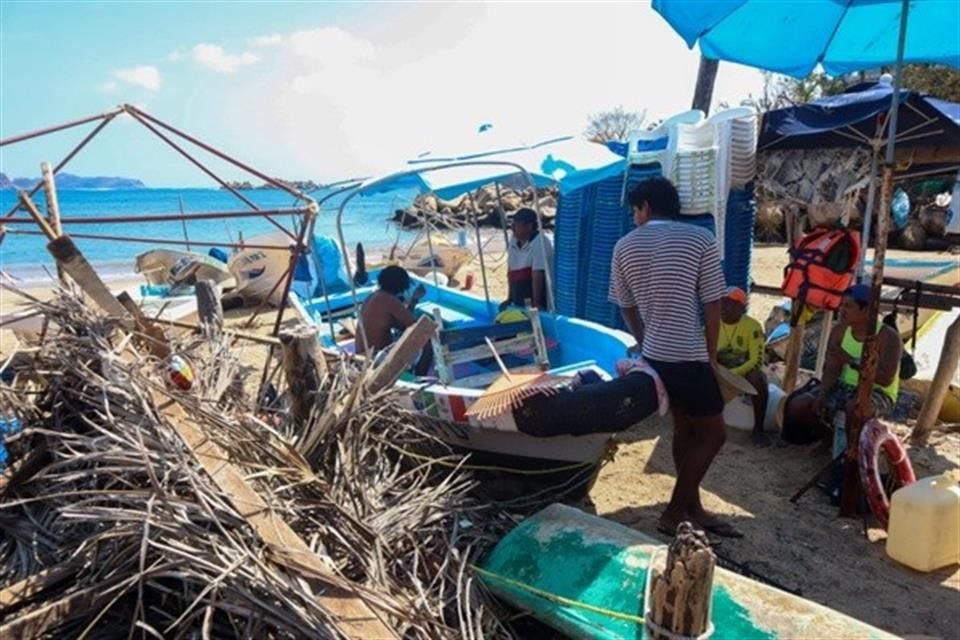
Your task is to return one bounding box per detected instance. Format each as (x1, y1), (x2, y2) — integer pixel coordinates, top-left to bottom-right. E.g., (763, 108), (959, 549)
(609, 177), (741, 539)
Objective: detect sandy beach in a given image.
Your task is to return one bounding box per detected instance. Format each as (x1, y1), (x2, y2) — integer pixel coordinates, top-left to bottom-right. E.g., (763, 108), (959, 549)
(1, 242), (958, 638)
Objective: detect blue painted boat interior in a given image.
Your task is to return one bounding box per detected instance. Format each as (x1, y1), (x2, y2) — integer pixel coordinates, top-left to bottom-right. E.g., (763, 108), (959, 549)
(298, 273), (632, 381)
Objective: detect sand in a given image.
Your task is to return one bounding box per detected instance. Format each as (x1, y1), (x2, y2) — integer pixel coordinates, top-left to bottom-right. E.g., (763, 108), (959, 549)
(1, 242), (959, 638)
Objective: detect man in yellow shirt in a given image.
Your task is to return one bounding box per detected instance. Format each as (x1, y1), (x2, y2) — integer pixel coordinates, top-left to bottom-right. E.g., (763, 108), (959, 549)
(717, 287), (769, 444)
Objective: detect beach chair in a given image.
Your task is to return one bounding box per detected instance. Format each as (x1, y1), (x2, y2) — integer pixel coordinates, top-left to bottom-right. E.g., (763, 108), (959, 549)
(430, 306), (550, 388)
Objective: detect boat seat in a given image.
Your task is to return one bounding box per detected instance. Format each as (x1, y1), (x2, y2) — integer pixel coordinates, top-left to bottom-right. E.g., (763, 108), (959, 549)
(430, 306), (550, 387)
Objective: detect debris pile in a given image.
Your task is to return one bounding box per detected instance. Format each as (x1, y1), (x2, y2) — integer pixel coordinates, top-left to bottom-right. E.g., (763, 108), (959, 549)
(0, 287), (525, 638)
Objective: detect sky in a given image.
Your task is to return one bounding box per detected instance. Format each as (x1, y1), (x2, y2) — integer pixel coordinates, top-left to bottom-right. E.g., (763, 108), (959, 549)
(0, 1), (765, 187)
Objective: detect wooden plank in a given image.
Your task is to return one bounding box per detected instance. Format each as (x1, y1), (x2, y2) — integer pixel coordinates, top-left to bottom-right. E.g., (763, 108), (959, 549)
(814, 310), (834, 378)
(458, 364), (542, 390)
(440, 320), (532, 346)
(0, 580), (118, 638)
(46, 236), (132, 323)
(0, 564), (75, 610)
(913, 313), (960, 444)
(155, 395), (396, 638)
(446, 334), (533, 366)
(116, 292), (171, 359)
(367, 316), (436, 394)
(40, 162), (66, 284)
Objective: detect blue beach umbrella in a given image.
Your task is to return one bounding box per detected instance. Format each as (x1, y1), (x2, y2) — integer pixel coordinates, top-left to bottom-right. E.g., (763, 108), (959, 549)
(652, 0), (960, 79)
(652, 0), (960, 506)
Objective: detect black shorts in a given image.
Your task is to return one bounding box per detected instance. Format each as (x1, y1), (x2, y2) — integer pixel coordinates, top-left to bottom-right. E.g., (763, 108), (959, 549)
(646, 359), (725, 417)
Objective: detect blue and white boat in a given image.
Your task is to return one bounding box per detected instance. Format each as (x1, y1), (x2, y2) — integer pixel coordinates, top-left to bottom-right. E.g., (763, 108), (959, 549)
(292, 156), (662, 477)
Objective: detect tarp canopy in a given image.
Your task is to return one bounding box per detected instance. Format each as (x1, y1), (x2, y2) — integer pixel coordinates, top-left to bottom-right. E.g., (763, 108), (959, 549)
(759, 79), (960, 151)
(360, 136), (625, 200)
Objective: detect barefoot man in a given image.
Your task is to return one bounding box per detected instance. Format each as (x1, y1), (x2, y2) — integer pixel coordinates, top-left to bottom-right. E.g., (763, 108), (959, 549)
(609, 177), (741, 538)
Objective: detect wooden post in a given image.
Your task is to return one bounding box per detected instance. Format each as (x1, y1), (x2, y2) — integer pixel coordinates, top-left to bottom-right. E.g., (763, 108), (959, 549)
(691, 55), (720, 116)
(648, 522), (715, 639)
(912, 314), (960, 444)
(195, 280), (223, 337)
(367, 316), (437, 394)
(279, 324), (327, 425)
(842, 164), (896, 517)
(782, 314), (807, 393)
(814, 310), (835, 378)
(40, 162), (66, 284)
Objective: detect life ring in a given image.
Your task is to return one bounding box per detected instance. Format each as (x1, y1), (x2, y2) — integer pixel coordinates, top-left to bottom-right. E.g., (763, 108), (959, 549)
(858, 419), (916, 529)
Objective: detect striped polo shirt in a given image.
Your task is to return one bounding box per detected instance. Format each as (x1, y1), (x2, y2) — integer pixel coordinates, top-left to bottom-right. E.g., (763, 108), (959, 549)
(608, 220), (726, 363)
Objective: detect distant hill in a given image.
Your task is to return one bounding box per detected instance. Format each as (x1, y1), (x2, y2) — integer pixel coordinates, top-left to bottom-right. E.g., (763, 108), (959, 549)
(0, 172), (146, 190)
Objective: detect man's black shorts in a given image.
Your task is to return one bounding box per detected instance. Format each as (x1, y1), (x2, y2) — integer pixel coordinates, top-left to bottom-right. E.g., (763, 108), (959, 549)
(645, 359), (724, 417)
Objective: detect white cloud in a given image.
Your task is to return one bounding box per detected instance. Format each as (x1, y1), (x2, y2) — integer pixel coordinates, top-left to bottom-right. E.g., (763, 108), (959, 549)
(113, 65), (161, 92)
(250, 33), (283, 47)
(191, 43), (259, 74)
(204, 4), (764, 183)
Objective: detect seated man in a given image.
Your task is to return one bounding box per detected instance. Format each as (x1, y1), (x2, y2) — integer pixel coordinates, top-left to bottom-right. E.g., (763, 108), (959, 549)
(503, 208), (553, 310)
(782, 284), (902, 446)
(356, 265), (433, 376)
(717, 287), (769, 445)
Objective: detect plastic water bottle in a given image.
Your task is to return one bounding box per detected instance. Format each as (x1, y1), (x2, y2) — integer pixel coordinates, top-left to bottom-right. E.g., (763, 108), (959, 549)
(832, 411), (847, 458)
(457, 230), (467, 248)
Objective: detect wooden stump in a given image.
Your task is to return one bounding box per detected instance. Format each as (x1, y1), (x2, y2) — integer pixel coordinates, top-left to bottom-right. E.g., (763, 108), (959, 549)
(648, 522), (715, 639)
(195, 280), (223, 337)
(279, 325), (327, 426)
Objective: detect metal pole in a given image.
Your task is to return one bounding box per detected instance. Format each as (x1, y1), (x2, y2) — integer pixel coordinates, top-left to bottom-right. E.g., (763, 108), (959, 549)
(492, 183), (511, 250)
(841, 0), (910, 518)
(473, 207), (492, 312)
(3, 114), (118, 219)
(0, 107), (123, 147)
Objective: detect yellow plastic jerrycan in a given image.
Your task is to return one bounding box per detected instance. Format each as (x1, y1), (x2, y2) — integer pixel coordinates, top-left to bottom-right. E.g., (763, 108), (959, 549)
(886, 469), (960, 572)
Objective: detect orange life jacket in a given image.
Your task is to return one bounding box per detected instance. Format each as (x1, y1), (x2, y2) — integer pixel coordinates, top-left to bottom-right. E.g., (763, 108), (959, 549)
(782, 227), (861, 311)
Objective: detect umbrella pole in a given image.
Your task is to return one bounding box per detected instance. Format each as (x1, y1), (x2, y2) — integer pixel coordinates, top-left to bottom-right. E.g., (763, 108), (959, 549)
(840, 0), (910, 519)
(855, 144), (881, 282)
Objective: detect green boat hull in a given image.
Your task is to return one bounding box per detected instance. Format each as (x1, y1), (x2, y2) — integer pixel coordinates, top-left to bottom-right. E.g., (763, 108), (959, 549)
(478, 504), (896, 640)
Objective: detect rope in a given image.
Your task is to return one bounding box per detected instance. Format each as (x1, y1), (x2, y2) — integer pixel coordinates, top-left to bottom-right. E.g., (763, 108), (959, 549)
(387, 442), (596, 476)
(469, 564), (646, 625)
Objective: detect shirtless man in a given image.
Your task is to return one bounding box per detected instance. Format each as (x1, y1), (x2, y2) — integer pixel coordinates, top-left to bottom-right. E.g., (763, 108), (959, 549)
(357, 265), (433, 376)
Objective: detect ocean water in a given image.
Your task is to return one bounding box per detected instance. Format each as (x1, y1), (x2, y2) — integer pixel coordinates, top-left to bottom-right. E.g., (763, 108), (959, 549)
(0, 187), (421, 282)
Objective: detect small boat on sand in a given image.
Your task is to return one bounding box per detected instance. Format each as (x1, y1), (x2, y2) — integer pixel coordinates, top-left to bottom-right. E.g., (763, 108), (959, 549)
(135, 248), (233, 288)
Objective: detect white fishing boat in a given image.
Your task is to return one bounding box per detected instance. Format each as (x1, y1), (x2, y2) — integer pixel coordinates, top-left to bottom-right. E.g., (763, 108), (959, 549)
(135, 248), (233, 288)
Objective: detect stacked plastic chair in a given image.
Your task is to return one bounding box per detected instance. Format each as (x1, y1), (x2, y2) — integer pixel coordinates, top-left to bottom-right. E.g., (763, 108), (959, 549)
(723, 185), (757, 293)
(552, 186), (591, 318)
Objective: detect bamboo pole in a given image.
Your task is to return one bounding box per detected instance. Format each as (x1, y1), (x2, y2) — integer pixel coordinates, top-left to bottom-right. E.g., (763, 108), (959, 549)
(40, 162), (65, 283)
(912, 314), (960, 444)
(814, 310), (834, 378)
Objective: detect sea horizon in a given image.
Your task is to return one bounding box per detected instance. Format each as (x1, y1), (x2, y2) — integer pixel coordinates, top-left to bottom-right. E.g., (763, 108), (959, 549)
(0, 187), (422, 282)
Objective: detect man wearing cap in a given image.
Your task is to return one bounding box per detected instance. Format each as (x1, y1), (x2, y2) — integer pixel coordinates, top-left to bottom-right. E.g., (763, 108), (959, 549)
(503, 207), (553, 310)
(718, 286), (769, 445)
(782, 284), (902, 445)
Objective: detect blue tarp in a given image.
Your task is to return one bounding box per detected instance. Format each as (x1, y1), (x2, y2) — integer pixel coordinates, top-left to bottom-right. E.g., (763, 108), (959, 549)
(758, 81), (960, 151)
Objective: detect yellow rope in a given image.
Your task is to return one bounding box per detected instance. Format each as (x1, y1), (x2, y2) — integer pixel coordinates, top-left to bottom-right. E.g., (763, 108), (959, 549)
(470, 564), (646, 625)
(388, 443), (596, 476)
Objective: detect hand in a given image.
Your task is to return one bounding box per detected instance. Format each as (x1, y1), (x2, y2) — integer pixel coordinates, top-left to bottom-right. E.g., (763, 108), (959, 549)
(412, 284), (426, 302)
(627, 344), (641, 357)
